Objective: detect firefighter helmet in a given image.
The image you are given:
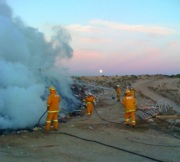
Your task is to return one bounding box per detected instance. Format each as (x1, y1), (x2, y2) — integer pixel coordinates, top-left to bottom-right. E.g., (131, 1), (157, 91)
(49, 86), (55, 91)
(125, 89), (131, 94)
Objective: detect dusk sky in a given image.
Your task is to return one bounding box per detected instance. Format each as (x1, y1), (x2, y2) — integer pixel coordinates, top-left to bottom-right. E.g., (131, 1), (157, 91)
(6, 0), (180, 76)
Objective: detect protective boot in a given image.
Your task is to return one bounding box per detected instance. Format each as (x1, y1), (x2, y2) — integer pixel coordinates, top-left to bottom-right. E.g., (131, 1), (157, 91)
(45, 121), (51, 131)
(53, 120), (59, 131)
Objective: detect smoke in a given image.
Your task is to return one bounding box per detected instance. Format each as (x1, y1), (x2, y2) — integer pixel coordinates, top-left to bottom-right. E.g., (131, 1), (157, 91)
(0, 1), (78, 129)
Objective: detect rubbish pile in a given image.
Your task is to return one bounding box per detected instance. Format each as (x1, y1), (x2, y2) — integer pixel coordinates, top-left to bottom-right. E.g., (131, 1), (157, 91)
(63, 81), (107, 118)
(136, 100), (177, 120)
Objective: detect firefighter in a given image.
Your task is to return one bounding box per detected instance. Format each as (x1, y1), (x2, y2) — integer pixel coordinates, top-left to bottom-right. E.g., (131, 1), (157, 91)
(116, 85), (121, 102)
(122, 89), (137, 127)
(45, 86), (60, 131)
(83, 93), (96, 116)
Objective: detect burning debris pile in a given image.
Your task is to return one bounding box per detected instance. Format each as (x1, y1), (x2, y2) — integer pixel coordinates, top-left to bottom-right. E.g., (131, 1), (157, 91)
(0, 1), (79, 132)
(0, 77), (107, 135)
(66, 80), (108, 117)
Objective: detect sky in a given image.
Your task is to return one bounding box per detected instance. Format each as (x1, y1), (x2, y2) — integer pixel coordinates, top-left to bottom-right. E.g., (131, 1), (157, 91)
(6, 0), (180, 76)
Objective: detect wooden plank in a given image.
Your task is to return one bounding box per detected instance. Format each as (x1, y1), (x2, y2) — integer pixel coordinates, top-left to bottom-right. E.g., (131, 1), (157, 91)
(155, 115), (180, 119)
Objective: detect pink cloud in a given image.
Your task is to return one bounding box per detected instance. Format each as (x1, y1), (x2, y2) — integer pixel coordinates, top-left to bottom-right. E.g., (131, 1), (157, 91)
(65, 49), (107, 71)
(90, 19), (175, 35)
(80, 37), (111, 44)
(65, 47), (179, 75)
(67, 24), (100, 33)
(52, 20), (179, 75)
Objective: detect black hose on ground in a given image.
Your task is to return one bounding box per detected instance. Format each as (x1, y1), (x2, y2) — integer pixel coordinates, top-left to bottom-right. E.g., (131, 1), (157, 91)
(36, 109), (48, 127)
(35, 108), (71, 127)
(36, 104), (176, 162)
(94, 103), (180, 139)
(93, 104), (125, 124)
(36, 104), (179, 140)
(44, 130), (165, 162)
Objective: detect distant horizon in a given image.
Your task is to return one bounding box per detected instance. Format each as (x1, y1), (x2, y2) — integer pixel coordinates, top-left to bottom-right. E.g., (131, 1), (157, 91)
(70, 73), (180, 77)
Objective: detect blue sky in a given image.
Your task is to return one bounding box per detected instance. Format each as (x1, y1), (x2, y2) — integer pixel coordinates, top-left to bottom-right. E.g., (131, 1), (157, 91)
(6, 0), (180, 76)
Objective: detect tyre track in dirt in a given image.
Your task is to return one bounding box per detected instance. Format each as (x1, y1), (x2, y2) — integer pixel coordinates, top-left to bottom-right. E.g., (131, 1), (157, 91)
(132, 79), (180, 113)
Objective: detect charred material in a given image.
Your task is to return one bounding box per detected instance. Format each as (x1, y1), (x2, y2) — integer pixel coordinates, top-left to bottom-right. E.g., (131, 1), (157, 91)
(0, 128), (33, 135)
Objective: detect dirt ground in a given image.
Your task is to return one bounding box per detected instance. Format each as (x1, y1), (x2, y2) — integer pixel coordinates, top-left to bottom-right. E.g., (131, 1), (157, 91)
(0, 77), (180, 162)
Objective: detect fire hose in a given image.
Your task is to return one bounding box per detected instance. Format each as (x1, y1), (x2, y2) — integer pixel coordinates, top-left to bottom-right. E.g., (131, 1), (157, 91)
(36, 109), (48, 127)
(35, 105), (178, 161)
(36, 108), (70, 127)
(41, 130), (165, 162)
(93, 103), (125, 124)
(94, 102), (180, 140)
(36, 103), (180, 140)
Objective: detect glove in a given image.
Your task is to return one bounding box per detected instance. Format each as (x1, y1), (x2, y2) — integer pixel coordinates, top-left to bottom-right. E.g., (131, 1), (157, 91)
(47, 105), (50, 110)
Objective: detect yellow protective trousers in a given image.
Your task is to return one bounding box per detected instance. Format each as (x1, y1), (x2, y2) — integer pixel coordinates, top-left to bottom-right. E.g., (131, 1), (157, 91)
(125, 111), (136, 126)
(117, 94), (120, 100)
(87, 102), (93, 116)
(45, 112), (59, 131)
(116, 87), (121, 100)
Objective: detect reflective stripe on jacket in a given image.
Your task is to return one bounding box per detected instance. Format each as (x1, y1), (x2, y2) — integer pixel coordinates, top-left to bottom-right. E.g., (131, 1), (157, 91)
(122, 96), (137, 113)
(47, 90), (60, 111)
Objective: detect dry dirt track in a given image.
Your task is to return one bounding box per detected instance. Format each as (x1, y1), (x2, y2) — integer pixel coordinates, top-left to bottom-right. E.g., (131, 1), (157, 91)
(132, 79), (180, 113)
(0, 79), (180, 162)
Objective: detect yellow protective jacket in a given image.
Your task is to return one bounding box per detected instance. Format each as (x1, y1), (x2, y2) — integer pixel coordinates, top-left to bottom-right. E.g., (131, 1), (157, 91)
(83, 95), (95, 103)
(83, 95), (96, 115)
(116, 87), (121, 95)
(122, 95), (137, 113)
(47, 90), (60, 112)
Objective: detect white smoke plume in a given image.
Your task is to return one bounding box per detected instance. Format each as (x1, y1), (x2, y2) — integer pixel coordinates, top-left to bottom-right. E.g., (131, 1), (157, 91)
(0, 0), (77, 130)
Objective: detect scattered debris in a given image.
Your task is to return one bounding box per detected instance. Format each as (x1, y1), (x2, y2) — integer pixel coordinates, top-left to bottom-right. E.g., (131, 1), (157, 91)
(88, 126), (94, 130)
(147, 119), (154, 123)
